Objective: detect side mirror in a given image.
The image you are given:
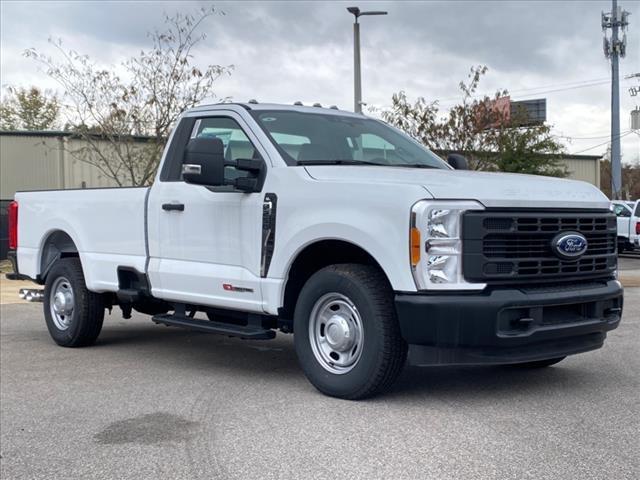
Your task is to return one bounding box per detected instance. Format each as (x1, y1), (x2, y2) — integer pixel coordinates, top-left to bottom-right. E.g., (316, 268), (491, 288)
(182, 137), (225, 186)
(447, 154), (469, 170)
(182, 138), (264, 192)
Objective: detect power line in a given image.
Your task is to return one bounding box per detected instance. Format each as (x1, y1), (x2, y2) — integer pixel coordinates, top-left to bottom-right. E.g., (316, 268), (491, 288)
(373, 75), (639, 112)
(570, 130), (634, 155)
(436, 78), (617, 107)
(510, 80), (610, 100)
(554, 131), (626, 140)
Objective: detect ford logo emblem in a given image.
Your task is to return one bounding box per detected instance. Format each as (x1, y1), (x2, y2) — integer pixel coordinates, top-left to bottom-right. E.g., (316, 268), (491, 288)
(552, 232), (588, 260)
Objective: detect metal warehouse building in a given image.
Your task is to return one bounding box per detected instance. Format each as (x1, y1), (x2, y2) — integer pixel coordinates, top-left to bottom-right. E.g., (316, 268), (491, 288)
(0, 130), (603, 258)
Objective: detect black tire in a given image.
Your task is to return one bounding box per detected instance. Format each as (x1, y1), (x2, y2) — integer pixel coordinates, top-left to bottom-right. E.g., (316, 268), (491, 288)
(294, 264), (407, 400)
(43, 257), (105, 347)
(617, 237), (627, 253)
(510, 357), (566, 368)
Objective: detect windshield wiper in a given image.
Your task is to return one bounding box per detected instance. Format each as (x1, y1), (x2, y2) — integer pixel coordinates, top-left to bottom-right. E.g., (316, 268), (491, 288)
(297, 159), (385, 166)
(393, 163), (439, 169)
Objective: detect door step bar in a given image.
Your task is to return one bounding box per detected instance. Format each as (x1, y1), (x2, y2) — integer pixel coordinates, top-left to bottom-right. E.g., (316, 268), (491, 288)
(152, 313), (276, 340)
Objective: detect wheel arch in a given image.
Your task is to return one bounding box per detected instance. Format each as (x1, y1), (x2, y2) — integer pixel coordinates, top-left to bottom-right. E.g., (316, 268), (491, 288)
(39, 230), (81, 282)
(279, 239), (392, 321)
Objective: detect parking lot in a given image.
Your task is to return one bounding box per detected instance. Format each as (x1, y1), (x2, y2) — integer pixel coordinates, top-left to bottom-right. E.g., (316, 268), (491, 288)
(0, 269), (638, 479)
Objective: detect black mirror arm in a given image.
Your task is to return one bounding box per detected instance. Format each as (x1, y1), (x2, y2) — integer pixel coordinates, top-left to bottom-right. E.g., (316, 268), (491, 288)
(233, 158), (263, 173)
(231, 176), (259, 192)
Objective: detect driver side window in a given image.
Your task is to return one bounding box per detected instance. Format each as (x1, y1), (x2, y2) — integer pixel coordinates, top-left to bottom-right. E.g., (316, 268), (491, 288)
(613, 204), (631, 218)
(351, 133), (401, 164)
(189, 117), (262, 183)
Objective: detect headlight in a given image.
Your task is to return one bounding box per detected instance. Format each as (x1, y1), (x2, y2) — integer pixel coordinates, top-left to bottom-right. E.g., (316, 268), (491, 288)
(410, 200), (486, 290)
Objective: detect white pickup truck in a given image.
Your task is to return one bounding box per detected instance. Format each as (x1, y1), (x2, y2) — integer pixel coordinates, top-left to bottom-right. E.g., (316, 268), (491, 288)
(611, 200), (640, 252)
(6, 103), (624, 399)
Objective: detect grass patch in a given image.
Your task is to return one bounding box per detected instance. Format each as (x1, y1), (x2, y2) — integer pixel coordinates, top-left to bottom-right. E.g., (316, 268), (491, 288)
(0, 260), (12, 274)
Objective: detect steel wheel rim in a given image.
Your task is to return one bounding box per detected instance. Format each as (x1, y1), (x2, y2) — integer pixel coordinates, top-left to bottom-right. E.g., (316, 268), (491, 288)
(308, 293), (364, 374)
(50, 276), (74, 331)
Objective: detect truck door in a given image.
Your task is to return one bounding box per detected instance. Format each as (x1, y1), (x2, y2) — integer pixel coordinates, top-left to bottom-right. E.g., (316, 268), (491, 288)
(631, 201), (640, 247)
(612, 202), (631, 238)
(147, 112), (268, 313)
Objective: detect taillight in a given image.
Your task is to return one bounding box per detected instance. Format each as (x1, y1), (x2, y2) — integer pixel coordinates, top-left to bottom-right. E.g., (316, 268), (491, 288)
(8, 201), (18, 250)
(636, 221), (640, 235)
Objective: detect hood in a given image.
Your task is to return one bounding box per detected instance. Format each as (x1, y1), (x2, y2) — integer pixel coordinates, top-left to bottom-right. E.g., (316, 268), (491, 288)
(304, 166), (610, 210)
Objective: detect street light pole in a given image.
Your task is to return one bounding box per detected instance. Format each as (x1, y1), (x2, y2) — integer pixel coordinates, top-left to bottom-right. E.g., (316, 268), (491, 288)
(353, 18), (361, 113)
(347, 7), (387, 113)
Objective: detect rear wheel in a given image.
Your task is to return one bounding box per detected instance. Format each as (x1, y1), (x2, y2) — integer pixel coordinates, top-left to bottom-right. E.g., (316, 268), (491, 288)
(43, 257), (104, 347)
(294, 264), (407, 400)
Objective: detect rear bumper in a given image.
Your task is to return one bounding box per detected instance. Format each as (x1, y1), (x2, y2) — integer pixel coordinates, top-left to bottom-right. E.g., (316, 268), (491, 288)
(4, 250), (31, 281)
(395, 279), (623, 366)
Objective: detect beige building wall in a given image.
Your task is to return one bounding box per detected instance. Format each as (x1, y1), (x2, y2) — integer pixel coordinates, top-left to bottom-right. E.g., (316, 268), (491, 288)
(0, 135), (64, 197)
(64, 137), (121, 190)
(1, 133), (128, 199)
(562, 157), (601, 187)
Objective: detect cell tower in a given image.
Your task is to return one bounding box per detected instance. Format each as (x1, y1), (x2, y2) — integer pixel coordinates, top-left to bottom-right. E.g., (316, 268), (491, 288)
(602, 0), (630, 200)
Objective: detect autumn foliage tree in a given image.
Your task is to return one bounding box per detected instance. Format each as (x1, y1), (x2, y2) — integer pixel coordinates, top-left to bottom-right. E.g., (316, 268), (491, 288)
(381, 66), (567, 177)
(25, 7), (232, 186)
(0, 86), (60, 131)
(600, 157), (640, 199)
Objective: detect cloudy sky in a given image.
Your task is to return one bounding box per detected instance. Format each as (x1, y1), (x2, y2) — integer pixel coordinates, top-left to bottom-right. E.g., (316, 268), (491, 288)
(1, 0), (639, 162)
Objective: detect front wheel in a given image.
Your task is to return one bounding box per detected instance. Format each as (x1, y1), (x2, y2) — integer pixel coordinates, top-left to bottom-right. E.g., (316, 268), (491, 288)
(43, 257), (105, 347)
(294, 264), (407, 400)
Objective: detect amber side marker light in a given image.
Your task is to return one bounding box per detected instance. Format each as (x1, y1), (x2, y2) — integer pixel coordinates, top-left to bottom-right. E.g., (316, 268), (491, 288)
(410, 227), (421, 267)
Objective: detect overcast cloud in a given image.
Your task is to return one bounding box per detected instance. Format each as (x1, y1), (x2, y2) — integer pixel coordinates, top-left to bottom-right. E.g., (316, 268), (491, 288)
(1, 0), (638, 162)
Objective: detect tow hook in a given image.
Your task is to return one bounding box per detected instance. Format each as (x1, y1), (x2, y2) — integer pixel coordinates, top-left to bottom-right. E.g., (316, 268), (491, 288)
(19, 288), (45, 302)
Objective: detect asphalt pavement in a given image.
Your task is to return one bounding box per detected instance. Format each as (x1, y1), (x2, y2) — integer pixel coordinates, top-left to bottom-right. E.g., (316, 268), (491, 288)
(0, 289), (638, 480)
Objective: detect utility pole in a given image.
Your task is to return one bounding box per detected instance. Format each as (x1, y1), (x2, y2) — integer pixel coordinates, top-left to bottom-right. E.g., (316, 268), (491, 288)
(602, 0), (630, 199)
(347, 7), (387, 113)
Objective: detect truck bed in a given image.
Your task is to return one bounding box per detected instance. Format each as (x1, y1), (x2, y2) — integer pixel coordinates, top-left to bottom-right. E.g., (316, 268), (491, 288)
(16, 187), (149, 292)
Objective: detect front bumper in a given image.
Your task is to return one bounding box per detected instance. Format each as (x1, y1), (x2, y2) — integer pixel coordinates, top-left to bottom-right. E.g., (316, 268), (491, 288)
(395, 279), (623, 366)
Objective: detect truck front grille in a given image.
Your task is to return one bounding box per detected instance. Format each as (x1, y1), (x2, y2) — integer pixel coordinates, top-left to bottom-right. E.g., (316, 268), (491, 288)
(462, 210), (617, 284)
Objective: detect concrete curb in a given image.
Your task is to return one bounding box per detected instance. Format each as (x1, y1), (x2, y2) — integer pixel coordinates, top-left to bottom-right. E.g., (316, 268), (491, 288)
(619, 272), (640, 288)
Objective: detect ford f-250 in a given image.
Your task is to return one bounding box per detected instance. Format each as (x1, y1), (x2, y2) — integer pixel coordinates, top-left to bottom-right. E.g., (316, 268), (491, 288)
(6, 103), (624, 399)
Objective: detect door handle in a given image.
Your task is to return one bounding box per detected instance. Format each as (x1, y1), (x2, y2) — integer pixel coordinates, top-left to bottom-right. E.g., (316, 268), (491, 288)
(162, 203), (185, 212)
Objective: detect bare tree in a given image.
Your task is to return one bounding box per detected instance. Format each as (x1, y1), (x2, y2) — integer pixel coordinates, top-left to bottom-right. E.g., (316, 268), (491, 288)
(0, 86), (60, 131)
(25, 7), (232, 186)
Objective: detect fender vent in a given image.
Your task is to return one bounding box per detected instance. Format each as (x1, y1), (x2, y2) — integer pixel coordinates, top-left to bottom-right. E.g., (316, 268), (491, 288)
(261, 193), (277, 277)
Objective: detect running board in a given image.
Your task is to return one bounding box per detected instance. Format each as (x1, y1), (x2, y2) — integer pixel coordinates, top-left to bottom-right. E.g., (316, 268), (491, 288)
(152, 314), (276, 340)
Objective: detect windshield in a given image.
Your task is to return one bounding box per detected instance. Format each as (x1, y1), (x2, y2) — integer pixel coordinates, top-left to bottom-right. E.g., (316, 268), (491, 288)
(250, 110), (448, 169)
